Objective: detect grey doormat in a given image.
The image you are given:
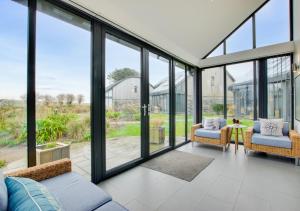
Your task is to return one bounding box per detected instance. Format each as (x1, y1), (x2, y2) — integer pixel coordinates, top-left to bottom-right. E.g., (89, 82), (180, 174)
(141, 150), (214, 182)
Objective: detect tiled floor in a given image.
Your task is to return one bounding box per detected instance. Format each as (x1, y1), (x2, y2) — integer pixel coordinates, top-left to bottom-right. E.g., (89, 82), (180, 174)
(98, 143), (300, 211)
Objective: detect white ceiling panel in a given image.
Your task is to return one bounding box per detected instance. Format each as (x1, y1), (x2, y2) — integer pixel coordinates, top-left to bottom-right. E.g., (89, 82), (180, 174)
(67, 0), (266, 66)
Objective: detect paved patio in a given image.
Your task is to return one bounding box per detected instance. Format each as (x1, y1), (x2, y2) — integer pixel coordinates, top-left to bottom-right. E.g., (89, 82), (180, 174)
(1, 136), (186, 181)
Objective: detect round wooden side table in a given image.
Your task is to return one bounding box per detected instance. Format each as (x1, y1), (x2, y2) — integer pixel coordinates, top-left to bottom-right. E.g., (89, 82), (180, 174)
(228, 124), (247, 154)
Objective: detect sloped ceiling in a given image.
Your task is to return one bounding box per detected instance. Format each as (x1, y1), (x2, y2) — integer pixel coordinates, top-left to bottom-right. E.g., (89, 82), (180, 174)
(68, 0), (266, 66)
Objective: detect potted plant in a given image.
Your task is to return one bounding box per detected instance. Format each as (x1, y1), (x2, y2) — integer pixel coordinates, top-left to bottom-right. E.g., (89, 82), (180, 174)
(150, 119), (165, 144)
(36, 142), (70, 165)
(35, 113), (71, 165)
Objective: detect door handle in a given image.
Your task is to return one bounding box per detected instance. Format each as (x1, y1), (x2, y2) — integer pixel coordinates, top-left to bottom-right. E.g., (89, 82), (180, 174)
(142, 104), (147, 116)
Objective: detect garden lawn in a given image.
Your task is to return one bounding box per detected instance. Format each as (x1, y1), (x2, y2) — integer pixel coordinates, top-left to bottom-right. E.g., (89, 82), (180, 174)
(107, 113), (190, 139)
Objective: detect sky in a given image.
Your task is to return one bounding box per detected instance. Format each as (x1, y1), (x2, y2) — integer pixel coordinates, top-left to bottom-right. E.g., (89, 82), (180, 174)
(0, 0), (290, 102)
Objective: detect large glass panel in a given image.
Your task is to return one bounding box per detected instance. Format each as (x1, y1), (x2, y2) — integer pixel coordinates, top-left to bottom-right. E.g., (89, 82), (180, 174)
(256, 0), (290, 47)
(226, 62), (254, 142)
(187, 70), (194, 139)
(202, 67), (224, 119)
(36, 0), (91, 180)
(149, 53), (170, 153)
(226, 19), (253, 53)
(0, 0), (28, 172)
(105, 34), (141, 170)
(207, 43), (224, 58)
(267, 56), (291, 122)
(175, 62), (186, 145)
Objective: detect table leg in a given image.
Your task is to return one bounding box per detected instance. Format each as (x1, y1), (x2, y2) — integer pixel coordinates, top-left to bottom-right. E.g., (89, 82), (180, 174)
(235, 128), (238, 154)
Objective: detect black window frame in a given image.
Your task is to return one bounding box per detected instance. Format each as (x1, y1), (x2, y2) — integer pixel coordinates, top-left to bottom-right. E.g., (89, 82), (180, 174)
(203, 0), (293, 59)
(19, 0), (197, 184)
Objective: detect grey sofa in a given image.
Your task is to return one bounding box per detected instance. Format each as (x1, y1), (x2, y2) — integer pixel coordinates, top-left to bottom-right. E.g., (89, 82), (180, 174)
(1, 159), (128, 211)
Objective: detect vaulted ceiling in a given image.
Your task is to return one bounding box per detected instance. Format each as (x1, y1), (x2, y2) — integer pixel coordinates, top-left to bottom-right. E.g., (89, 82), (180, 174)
(69, 0), (266, 66)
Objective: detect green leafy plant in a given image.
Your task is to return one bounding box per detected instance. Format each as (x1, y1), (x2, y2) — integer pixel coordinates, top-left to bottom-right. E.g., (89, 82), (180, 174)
(0, 159), (7, 168)
(212, 103), (224, 114)
(36, 113), (74, 145)
(44, 142), (57, 149)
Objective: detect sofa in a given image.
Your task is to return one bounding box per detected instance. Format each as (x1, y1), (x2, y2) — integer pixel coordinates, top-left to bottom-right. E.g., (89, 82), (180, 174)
(190, 118), (232, 151)
(1, 159), (128, 211)
(244, 121), (300, 165)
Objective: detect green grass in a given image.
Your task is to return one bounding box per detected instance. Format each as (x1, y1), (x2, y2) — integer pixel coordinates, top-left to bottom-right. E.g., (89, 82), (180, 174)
(106, 113), (190, 139)
(107, 124), (141, 139)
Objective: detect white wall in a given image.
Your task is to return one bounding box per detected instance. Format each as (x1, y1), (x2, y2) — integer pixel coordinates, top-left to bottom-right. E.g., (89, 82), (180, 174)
(294, 0), (300, 132)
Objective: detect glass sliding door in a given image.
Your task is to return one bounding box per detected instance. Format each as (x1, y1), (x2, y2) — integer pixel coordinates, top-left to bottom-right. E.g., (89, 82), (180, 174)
(36, 0), (91, 180)
(267, 56), (291, 122)
(187, 70), (195, 139)
(0, 0), (28, 172)
(175, 62), (186, 145)
(149, 52), (170, 153)
(105, 34), (141, 170)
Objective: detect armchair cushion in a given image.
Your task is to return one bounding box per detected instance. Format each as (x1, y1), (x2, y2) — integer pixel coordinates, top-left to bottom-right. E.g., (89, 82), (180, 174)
(203, 118), (219, 130)
(195, 128), (221, 139)
(253, 120), (289, 136)
(252, 134), (292, 149)
(202, 118), (226, 130)
(219, 118), (227, 129)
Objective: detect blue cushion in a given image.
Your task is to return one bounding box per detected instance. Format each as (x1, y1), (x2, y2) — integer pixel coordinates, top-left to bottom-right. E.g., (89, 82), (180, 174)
(5, 177), (61, 211)
(251, 134), (292, 149)
(94, 201), (128, 211)
(195, 128), (221, 139)
(0, 172), (8, 211)
(253, 120), (260, 133)
(218, 118), (227, 129)
(282, 122), (289, 136)
(253, 121), (289, 136)
(41, 172), (112, 211)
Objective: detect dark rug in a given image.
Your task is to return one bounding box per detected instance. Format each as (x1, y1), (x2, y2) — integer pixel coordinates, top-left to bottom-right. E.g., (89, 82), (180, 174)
(141, 150), (214, 182)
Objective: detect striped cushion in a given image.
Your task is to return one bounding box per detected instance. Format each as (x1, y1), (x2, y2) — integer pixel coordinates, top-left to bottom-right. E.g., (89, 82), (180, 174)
(5, 177), (62, 211)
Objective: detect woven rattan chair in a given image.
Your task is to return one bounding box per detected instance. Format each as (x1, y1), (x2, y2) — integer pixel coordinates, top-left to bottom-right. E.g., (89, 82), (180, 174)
(190, 120), (232, 151)
(245, 127), (300, 165)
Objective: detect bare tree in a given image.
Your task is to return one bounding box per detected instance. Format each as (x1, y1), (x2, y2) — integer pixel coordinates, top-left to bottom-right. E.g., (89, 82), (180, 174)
(77, 94), (84, 105)
(20, 94), (26, 102)
(57, 94), (65, 105)
(43, 95), (54, 106)
(66, 94), (75, 105)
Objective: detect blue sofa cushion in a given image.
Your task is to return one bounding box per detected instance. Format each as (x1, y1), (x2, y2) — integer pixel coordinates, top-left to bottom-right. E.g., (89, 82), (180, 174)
(253, 120), (289, 136)
(94, 201), (128, 211)
(253, 120), (260, 133)
(40, 172), (112, 211)
(195, 128), (221, 139)
(0, 171), (8, 211)
(251, 134), (292, 149)
(5, 176), (61, 211)
(219, 118), (227, 129)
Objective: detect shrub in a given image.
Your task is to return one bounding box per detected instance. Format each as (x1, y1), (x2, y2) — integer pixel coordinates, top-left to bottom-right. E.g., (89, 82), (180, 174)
(36, 113), (74, 145)
(67, 120), (86, 141)
(84, 132), (91, 141)
(106, 110), (121, 120)
(0, 159), (7, 168)
(212, 104), (224, 114)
